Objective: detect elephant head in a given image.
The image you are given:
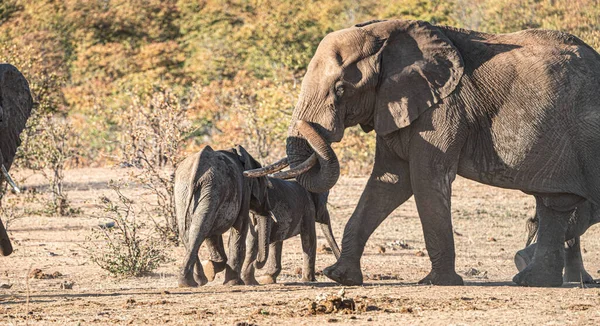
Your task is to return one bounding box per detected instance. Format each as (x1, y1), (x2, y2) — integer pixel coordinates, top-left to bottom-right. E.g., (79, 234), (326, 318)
(0, 63), (34, 256)
(245, 20), (463, 193)
(235, 145), (272, 267)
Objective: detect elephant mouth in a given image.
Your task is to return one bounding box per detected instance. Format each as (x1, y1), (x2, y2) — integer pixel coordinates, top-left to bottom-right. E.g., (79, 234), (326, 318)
(244, 121), (320, 179)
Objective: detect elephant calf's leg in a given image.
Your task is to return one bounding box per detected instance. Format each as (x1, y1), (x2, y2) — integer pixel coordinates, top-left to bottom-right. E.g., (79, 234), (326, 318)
(258, 242), (282, 285)
(224, 222), (248, 286)
(513, 195), (580, 287)
(563, 236), (595, 283)
(241, 224), (259, 285)
(300, 214), (317, 282)
(202, 235), (228, 282)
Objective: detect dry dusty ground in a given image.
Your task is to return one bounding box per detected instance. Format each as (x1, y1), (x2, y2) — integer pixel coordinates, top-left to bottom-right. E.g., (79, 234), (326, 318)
(1, 167), (600, 325)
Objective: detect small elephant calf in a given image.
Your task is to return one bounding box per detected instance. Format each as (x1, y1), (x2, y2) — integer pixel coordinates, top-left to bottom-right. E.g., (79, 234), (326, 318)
(174, 145), (269, 287)
(514, 200), (599, 284)
(240, 178), (341, 285)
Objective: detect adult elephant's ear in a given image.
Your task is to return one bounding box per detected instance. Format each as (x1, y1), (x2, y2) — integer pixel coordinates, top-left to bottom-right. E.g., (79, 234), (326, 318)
(365, 20), (464, 135)
(0, 63), (34, 171)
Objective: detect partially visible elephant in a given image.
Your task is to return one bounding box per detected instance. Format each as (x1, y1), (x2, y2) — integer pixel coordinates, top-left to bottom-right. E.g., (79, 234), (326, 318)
(0, 63), (34, 256)
(240, 181), (340, 285)
(515, 202), (599, 283)
(174, 145), (269, 287)
(248, 19), (600, 287)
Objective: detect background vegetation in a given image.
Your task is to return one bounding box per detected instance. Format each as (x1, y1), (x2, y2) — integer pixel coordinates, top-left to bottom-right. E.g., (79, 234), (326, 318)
(1, 0), (599, 173)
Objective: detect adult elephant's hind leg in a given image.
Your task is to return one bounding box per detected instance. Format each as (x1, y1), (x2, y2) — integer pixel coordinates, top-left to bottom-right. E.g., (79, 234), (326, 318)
(513, 194), (581, 287)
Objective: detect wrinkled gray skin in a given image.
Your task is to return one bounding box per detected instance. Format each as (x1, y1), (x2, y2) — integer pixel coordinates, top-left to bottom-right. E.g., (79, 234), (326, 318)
(240, 180), (341, 285)
(174, 145), (269, 287)
(515, 202), (600, 283)
(0, 64), (33, 256)
(278, 19), (600, 287)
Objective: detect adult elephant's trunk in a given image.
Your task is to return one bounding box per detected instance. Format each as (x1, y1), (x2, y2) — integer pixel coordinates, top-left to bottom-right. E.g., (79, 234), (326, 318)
(255, 213), (271, 269)
(285, 121), (340, 193)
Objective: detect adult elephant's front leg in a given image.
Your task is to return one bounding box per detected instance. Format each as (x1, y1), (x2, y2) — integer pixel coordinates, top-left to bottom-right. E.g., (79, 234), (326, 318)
(324, 141), (413, 286)
(412, 171), (463, 285)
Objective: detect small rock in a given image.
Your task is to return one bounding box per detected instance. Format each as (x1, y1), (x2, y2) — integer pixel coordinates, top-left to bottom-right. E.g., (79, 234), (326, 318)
(60, 281), (74, 290)
(415, 250), (426, 257)
(367, 317), (373, 321)
(327, 318), (339, 323)
(583, 248), (588, 253)
(99, 221), (115, 229)
(377, 245), (386, 254)
(487, 237), (497, 242)
(400, 306), (413, 313)
(48, 252), (58, 257)
(317, 243), (333, 254)
(294, 267), (302, 276)
(0, 283), (12, 289)
(161, 290), (170, 295)
(465, 268), (480, 276)
(126, 298), (136, 305)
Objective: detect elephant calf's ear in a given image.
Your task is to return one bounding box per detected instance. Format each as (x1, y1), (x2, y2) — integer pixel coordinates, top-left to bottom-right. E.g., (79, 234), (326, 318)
(370, 20), (464, 135)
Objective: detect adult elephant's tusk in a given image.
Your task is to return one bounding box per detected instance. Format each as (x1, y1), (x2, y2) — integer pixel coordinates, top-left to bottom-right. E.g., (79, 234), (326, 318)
(270, 153), (317, 179)
(1, 165), (20, 194)
(244, 157), (289, 177)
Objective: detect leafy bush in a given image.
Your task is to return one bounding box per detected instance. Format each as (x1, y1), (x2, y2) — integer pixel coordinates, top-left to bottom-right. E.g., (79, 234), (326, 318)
(84, 182), (169, 277)
(118, 87), (194, 243)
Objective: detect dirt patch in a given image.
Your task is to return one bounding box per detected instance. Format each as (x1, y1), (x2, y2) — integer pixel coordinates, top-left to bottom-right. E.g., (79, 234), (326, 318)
(1, 169), (599, 325)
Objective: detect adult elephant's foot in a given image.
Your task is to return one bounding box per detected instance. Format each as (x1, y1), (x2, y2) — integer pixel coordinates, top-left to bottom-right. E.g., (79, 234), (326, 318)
(178, 273), (198, 288)
(323, 261), (363, 286)
(418, 270), (463, 286)
(202, 260), (226, 282)
(512, 263), (563, 287)
(257, 275), (277, 285)
(563, 266), (596, 284)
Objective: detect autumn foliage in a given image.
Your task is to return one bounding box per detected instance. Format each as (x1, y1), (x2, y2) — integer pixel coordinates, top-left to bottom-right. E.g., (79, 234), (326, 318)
(1, 0), (599, 173)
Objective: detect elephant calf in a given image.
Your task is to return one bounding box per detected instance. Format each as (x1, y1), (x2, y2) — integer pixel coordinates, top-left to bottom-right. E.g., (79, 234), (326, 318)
(240, 179), (341, 285)
(174, 145), (269, 287)
(514, 201), (599, 283)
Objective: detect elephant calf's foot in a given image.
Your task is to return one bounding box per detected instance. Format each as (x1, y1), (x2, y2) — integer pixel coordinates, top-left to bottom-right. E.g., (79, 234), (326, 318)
(257, 275), (277, 285)
(202, 260), (226, 282)
(323, 261), (363, 286)
(301, 275), (317, 283)
(514, 245), (536, 272)
(564, 267), (596, 284)
(178, 274), (199, 288)
(224, 278), (245, 286)
(418, 270), (464, 286)
(513, 264), (563, 287)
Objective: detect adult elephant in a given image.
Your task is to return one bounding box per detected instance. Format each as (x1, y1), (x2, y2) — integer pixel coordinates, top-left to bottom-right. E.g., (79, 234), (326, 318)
(246, 19), (600, 287)
(0, 63), (34, 256)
